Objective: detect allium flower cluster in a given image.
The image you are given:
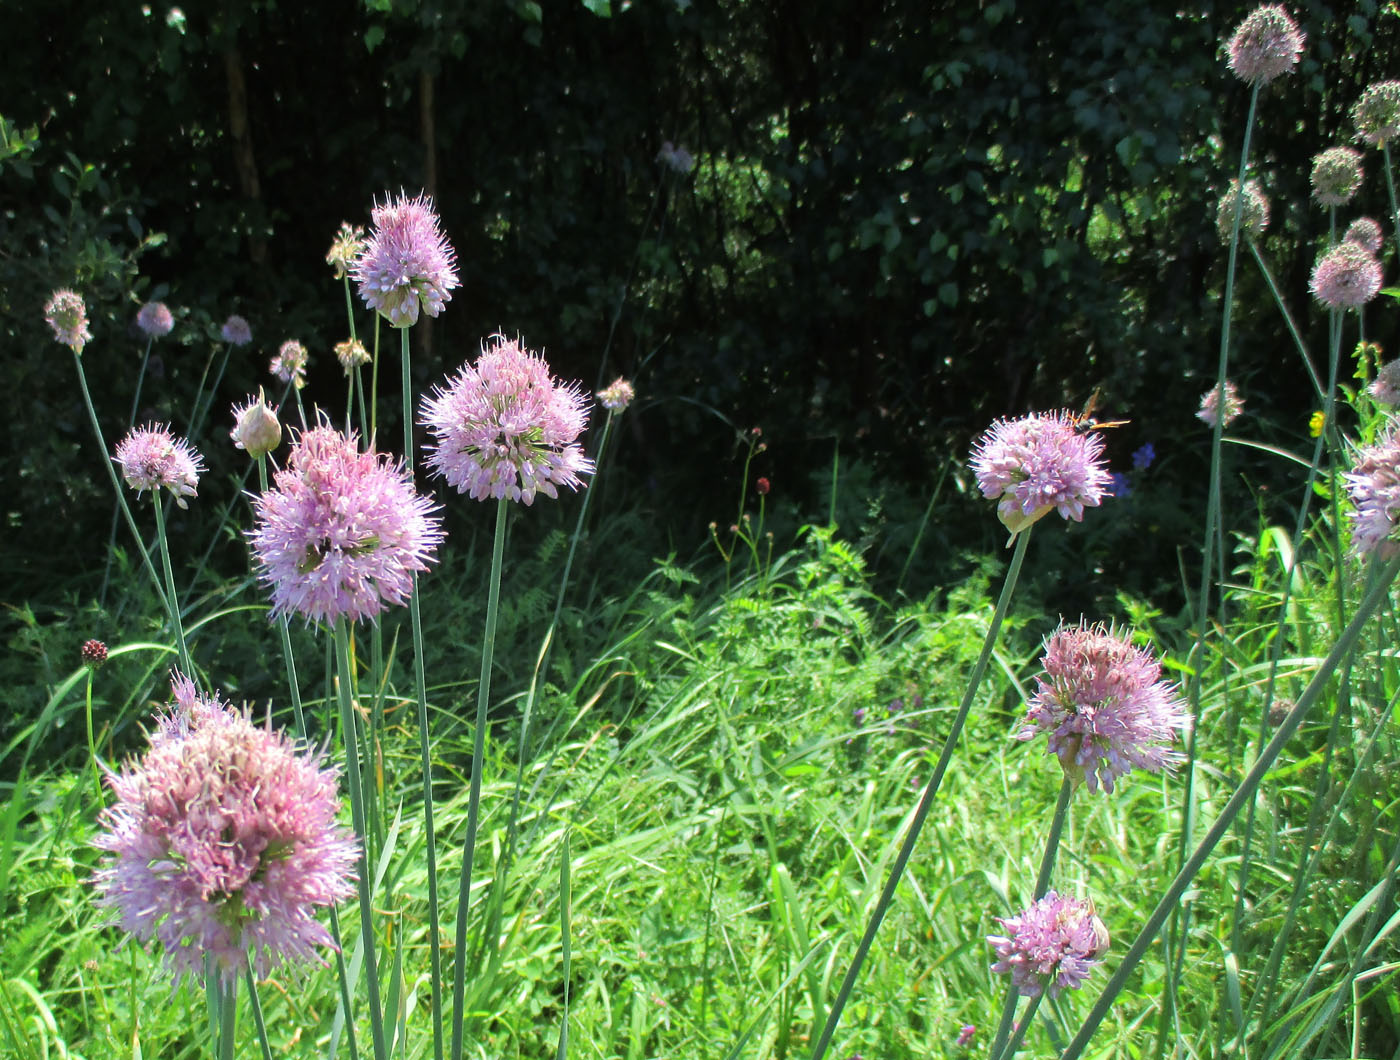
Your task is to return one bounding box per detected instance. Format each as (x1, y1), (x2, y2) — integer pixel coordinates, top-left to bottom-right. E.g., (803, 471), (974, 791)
(1216, 179), (1269, 243)
(334, 338), (371, 374)
(969, 411), (1112, 539)
(92, 672), (357, 988)
(1353, 81), (1400, 146)
(113, 424), (204, 508)
(136, 301), (174, 340)
(250, 425), (443, 624)
(987, 891), (1109, 999)
(1310, 241), (1383, 309)
(221, 314), (253, 346)
(420, 334), (594, 504)
(326, 222), (367, 279)
(44, 289), (92, 352)
(1197, 380), (1243, 429)
(1018, 623), (1188, 793)
(1309, 147), (1363, 206)
(271, 339), (309, 388)
(1344, 428), (1400, 557)
(597, 377), (635, 411)
(1344, 217), (1383, 256)
(230, 391), (282, 458)
(81, 639), (108, 668)
(352, 193), (459, 327)
(1369, 360), (1400, 406)
(1225, 5), (1304, 85)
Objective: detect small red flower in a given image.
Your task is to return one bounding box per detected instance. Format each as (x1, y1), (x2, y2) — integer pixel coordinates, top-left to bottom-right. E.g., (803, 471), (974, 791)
(81, 639), (109, 669)
(756, 476), (771, 496)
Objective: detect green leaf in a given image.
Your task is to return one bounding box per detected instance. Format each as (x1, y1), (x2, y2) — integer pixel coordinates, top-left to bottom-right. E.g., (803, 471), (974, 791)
(938, 282), (958, 307)
(581, 0), (611, 14)
(364, 24), (385, 52)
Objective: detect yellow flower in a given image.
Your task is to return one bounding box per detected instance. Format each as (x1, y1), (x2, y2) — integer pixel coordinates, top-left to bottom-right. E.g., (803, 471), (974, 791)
(1309, 410), (1326, 438)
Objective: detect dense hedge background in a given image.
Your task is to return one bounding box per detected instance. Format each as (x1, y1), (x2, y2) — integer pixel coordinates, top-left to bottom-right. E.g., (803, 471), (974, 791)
(2, 0), (1396, 606)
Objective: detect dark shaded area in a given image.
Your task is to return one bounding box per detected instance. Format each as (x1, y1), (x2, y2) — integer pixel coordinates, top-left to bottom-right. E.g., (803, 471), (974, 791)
(1, 0), (1396, 612)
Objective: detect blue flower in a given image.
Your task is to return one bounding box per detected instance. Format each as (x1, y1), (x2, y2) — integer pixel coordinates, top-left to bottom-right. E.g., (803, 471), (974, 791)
(1107, 472), (1133, 499)
(1131, 443), (1156, 471)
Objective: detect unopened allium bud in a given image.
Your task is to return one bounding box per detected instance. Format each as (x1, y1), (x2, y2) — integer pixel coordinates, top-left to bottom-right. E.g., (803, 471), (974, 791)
(1197, 380), (1244, 429)
(45, 289), (92, 352)
(81, 639), (109, 669)
(1309, 147), (1363, 206)
(136, 301), (174, 340)
(1344, 217), (1383, 255)
(220, 314), (253, 347)
(113, 424), (204, 508)
(1225, 5), (1304, 85)
(334, 338), (370, 374)
(1353, 81), (1400, 146)
(1369, 360), (1400, 406)
(326, 222), (367, 280)
(271, 340), (308, 389)
(597, 377), (635, 411)
(756, 476), (771, 496)
(230, 391), (282, 458)
(1216, 179), (1270, 243)
(1310, 241), (1383, 309)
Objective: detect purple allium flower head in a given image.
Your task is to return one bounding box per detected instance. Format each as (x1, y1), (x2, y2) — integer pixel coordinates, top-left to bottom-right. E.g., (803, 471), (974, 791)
(1310, 241), (1383, 309)
(1369, 360), (1400, 406)
(45, 289), (92, 353)
(220, 314), (253, 347)
(271, 339), (309, 389)
(1310, 147), (1364, 207)
(988, 891), (1110, 999)
(420, 334), (594, 505)
(969, 411), (1112, 540)
(1344, 217), (1383, 256)
(326, 221), (367, 280)
(597, 377), (636, 411)
(1215, 179), (1269, 243)
(113, 424), (204, 508)
(1018, 622), (1188, 793)
(956, 1025), (976, 1047)
(1344, 427), (1400, 557)
(1353, 81), (1400, 146)
(136, 301), (174, 340)
(249, 425), (443, 625)
(81, 638), (109, 669)
(334, 338), (371, 374)
(1131, 442), (1156, 471)
(1197, 381), (1244, 429)
(352, 192), (459, 328)
(230, 390), (282, 459)
(91, 671), (358, 989)
(1225, 5), (1304, 85)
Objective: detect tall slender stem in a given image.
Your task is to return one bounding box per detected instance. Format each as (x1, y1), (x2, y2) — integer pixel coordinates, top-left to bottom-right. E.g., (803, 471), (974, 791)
(452, 497), (510, 1060)
(151, 490), (191, 674)
(809, 527), (1034, 1060)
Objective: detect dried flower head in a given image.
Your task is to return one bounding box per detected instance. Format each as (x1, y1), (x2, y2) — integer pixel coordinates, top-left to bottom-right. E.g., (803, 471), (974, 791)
(969, 411), (1112, 540)
(1225, 5), (1304, 85)
(92, 672), (357, 989)
(136, 302), (174, 340)
(334, 338), (371, 374)
(988, 891), (1110, 999)
(1369, 360), (1400, 406)
(1310, 241), (1383, 309)
(221, 314), (253, 347)
(1216, 179), (1270, 243)
(597, 377), (636, 411)
(113, 424), (204, 508)
(420, 334), (594, 505)
(81, 639), (109, 669)
(271, 340), (309, 389)
(1344, 217), (1383, 255)
(1018, 622), (1188, 793)
(230, 391), (282, 459)
(45, 289), (92, 353)
(1310, 147), (1363, 206)
(352, 192), (459, 328)
(249, 425), (443, 624)
(1353, 81), (1400, 146)
(1345, 427), (1400, 557)
(1197, 380), (1244, 429)
(326, 222), (367, 280)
